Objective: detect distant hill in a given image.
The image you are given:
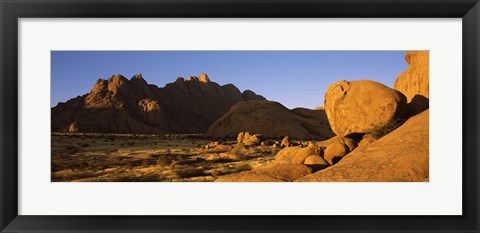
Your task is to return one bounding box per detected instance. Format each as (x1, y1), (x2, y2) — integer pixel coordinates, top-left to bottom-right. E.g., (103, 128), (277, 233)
(51, 73), (265, 134)
(206, 100), (335, 140)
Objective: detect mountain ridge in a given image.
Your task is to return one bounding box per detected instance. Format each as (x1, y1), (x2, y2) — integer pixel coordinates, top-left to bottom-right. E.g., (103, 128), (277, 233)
(51, 73), (266, 134)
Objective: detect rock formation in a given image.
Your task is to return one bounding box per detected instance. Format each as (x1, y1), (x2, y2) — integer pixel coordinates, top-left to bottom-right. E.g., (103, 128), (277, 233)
(275, 144), (322, 164)
(296, 109), (429, 182)
(315, 135), (357, 152)
(51, 73), (265, 134)
(394, 51), (429, 117)
(304, 155), (329, 167)
(244, 134), (262, 146)
(323, 142), (349, 165)
(324, 80), (407, 137)
(215, 163), (313, 182)
(206, 100), (335, 140)
(281, 136), (290, 147)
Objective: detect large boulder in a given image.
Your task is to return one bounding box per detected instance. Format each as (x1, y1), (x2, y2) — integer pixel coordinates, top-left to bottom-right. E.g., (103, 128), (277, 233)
(324, 80), (407, 136)
(303, 155), (330, 171)
(207, 100), (335, 140)
(296, 109), (429, 182)
(323, 142), (349, 165)
(394, 51), (429, 117)
(291, 146), (319, 164)
(275, 146), (302, 163)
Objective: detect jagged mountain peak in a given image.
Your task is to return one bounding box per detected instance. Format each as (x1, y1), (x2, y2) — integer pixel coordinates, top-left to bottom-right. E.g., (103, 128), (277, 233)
(131, 73), (144, 80)
(186, 73), (210, 83)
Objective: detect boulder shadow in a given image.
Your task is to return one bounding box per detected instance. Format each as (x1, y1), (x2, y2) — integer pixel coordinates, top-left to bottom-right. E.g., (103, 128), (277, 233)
(406, 94), (429, 118)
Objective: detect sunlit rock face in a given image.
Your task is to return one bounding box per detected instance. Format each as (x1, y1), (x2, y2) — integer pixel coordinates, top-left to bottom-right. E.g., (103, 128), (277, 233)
(394, 51), (429, 117)
(324, 80), (407, 137)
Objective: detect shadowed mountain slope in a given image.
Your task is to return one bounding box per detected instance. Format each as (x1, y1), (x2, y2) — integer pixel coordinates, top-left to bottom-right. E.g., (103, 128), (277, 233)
(51, 73), (265, 134)
(206, 100), (335, 140)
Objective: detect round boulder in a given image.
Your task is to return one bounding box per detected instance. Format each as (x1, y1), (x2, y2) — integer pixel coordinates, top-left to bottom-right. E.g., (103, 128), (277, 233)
(324, 142), (349, 165)
(275, 144), (322, 164)
(275, 146), (301, 163)
(316, 136), (357, 152)
(324, 80), (407, 136)
(291, 146), (318, 164)
(304, 155), (329, 165)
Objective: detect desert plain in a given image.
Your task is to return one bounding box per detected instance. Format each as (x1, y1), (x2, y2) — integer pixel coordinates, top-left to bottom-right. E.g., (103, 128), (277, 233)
(51, 51), (429, 182)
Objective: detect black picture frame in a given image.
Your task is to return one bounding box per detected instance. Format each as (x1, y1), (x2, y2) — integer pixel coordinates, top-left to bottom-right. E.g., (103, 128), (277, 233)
(1, 0), (479, 232)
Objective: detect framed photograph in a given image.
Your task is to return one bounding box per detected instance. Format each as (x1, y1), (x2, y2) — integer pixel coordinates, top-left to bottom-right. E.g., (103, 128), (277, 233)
(1, 0), (479, 232)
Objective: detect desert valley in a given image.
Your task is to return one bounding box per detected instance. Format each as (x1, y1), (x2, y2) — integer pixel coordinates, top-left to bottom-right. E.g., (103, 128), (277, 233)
(51, 51), (429, 182)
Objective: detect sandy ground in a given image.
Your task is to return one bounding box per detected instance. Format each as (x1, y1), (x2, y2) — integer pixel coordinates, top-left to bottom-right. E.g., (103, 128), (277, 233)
(51, 133), (281, 182)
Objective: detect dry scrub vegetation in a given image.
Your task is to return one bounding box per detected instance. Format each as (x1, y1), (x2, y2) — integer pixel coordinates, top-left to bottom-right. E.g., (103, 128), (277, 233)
(51, 133), (280, 182)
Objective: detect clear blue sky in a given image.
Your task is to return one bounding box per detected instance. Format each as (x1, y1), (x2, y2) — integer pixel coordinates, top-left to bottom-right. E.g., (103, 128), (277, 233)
(51, 51), (407, 109)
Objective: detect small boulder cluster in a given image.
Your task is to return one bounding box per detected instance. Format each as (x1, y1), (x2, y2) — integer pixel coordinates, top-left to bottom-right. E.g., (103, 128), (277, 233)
(274, 136), (357, 170)
(236, 132), (263, 146)
(278, 136), (291, 148)
(236, 132), (302, 148)
(202, 131), (279, 162)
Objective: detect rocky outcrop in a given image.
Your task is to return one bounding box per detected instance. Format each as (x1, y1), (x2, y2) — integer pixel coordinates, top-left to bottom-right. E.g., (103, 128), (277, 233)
(275, 144), (322, 164)
(315, 135), (357, 152)
(51, 73), (265, 134)
(296, 109), (429, 182)
(244, 134), (262, 146)
(394, 51), (429, 117)
(281, 136), (290, 147)
(324, 80), (407, 137)
(215, 163), (313, 182)
(206, 100), (335, 140)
